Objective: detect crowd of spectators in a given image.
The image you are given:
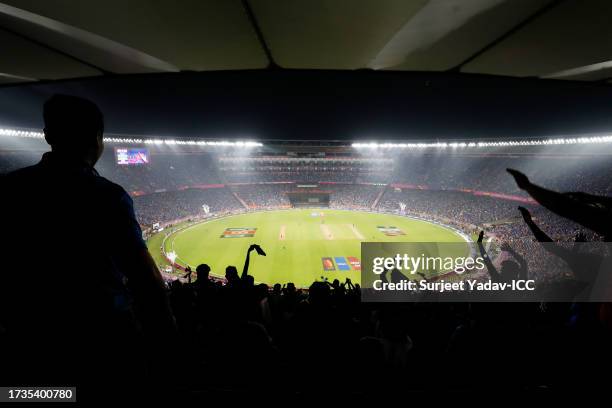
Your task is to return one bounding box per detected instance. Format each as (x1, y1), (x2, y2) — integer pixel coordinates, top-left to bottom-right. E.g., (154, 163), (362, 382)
(160, 248), (612, 394)
(329, 184), (383, 209)
(379, 189), (529, 227)
(2, 149), (612, 397)
(3, 149), (611, 199)
(2, 147), (611, 244)
(134, 188), (243, 225)
(378, 188), (594, 240)
(3, 147), (609, 245)
(98, 153), (221, 193)
(4, 97), (610, 399)
(4, 156), (610, 395)
(392, 153), (612, 196)
(231, 184), (292, 208)
(134, 184), (386, 225)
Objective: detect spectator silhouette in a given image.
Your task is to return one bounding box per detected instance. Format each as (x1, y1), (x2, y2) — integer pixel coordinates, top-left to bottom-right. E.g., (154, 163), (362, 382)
(477, 231), (527, 283)
(518, 206), (604, 300)
(507, 168), (612, 240)
(225, 265), (240, 286)
(0, 95), (175, 394)
(195, 263), (211, 285)
(183, 265), (193, 283)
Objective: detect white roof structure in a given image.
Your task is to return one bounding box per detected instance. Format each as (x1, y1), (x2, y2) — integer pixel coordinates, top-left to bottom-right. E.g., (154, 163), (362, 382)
(2, 0), (612, 85)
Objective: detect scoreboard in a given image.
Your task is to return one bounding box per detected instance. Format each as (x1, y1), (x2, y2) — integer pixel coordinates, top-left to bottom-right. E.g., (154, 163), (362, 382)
(115, 148), (150, 165)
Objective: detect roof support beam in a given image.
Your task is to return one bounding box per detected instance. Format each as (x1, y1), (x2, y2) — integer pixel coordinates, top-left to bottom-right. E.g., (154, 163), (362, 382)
(449, 0), (565, 73)
(241, 0), (279, 69)
(0, 25), (108, 75)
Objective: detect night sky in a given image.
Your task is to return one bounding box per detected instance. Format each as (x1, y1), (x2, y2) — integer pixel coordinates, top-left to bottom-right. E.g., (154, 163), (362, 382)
(1, 70), (612, 141)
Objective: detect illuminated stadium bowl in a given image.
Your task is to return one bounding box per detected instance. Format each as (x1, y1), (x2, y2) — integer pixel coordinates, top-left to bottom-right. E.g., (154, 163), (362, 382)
(150, 209), (469, 287)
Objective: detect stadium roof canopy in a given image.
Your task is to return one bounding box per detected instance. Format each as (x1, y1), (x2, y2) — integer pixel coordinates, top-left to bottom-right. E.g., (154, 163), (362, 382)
(2, 0), (612, 85)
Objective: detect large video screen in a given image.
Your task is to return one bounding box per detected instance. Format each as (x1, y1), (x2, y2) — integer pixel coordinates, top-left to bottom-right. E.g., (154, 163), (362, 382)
(115, 148), (150, 165)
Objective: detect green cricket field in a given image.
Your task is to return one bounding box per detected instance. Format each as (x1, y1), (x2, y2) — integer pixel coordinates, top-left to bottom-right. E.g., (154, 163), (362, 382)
(147, 209), (468, 287)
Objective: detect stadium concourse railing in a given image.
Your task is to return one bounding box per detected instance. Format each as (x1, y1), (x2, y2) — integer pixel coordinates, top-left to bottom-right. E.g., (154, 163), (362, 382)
(150, 205), (481, 287)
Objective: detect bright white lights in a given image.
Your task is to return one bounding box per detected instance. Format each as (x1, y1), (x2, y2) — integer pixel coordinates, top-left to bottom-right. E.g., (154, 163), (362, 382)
(3, 126), (612, 149)
(0, 127), (263, 147)
(0, 128), (44, 139)
(104, 137), (143, 144)
(127, 138), (262, 147)
(352, 135), (612, 149)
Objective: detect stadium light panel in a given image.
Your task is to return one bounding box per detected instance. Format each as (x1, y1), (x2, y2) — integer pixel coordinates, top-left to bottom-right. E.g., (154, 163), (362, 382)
(0, 127), (263, 147)
(352, 135), (612, 149)
(3, 126), (612, 149)
(0, 128), (45, 139)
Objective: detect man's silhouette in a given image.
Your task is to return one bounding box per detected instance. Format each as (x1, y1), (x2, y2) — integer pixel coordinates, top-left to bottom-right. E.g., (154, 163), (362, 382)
(0, 95), (175, 391)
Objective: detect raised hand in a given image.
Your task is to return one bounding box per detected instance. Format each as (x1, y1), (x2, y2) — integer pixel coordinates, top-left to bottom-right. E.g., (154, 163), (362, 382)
(507, 168), (531, 190)
(477, 231), (484, 243)
(517, 206), (532, 222)
(243, 244), (261, 279)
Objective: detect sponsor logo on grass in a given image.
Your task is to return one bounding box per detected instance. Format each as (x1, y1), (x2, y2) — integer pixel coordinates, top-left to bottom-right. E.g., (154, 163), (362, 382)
(322, 257), (335, 271)
(334, 257), (351, 271)
(377, 226), (406, 236)
(220, 227), (257, 238)
(321, 256), (360, 272)
(347, 256), (361, 271)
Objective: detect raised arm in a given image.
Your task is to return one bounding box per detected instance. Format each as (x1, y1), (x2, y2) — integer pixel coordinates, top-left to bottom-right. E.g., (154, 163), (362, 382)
(477, 231), (501, 282)
(508, 169), (612, 238)
(516, 206), (602, 284)
(242, 244), (261, 279)
(518, 206), (575, 263)
(242, 245), (254, 279)
(518, 207), (553, 242)
(183, 266), (192, 283)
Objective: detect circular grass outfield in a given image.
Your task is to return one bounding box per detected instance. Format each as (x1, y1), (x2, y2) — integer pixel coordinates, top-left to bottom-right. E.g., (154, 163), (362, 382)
(149, 209), (469, 287)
